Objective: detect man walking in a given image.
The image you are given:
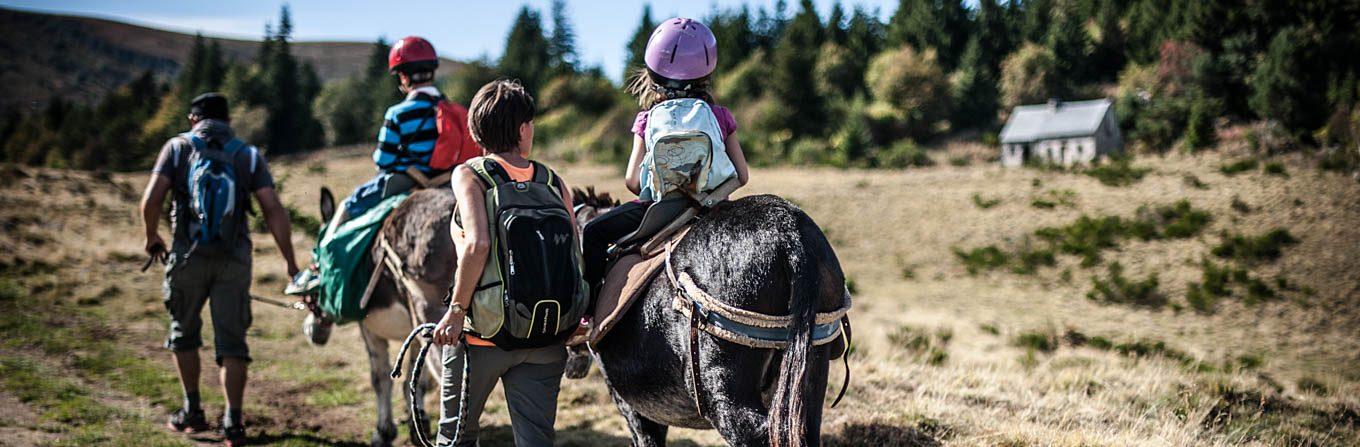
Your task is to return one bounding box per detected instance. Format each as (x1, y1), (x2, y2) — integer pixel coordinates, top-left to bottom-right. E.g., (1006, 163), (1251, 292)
(139, 92), (299, 446)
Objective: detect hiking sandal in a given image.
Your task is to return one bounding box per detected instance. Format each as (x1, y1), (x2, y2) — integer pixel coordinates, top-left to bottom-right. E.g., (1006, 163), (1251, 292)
(166, 408), (210, 433)
(221, 423), (247, 446)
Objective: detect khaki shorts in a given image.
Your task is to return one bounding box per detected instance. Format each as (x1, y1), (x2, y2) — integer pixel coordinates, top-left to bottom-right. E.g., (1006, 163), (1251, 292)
(163, 251), (253, 364)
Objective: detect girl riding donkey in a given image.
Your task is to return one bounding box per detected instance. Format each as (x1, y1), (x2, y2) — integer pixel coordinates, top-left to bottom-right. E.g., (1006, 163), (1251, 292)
(576, 18), (851, 447)
(581, 17), (751, 299)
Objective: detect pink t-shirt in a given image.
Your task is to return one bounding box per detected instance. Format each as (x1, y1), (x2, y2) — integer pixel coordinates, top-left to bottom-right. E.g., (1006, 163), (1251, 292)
(632, 104), (739, 141)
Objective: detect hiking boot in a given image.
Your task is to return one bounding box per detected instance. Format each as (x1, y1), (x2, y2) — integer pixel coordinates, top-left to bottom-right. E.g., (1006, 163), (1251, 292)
(221, 423), (247, 446)
(284, 266), (321, 296)
(166, 408), (210, 433)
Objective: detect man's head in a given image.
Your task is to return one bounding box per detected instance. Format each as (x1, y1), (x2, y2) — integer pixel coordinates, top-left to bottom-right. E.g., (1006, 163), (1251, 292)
(468, 79), (536, 155)
(388, 36), (438, 92)
(188, 92), (229, 124)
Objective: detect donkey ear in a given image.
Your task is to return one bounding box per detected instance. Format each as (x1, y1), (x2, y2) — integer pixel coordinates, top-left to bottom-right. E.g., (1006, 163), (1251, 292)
(319, 187), (336, 223)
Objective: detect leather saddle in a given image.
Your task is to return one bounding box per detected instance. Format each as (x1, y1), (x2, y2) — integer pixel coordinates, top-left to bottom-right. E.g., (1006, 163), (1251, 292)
(572, 179), (740, 345)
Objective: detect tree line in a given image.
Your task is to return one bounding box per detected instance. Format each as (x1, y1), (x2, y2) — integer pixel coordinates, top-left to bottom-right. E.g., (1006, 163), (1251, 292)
(3, 0), (1358, 172)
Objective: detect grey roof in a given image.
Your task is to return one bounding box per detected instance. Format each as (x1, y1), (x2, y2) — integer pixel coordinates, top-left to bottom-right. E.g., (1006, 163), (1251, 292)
(999, 99), (1113, 144)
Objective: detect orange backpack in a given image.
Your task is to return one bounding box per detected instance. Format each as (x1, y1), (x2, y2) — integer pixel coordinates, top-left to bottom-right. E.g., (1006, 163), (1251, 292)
(430, 99), (480, 170)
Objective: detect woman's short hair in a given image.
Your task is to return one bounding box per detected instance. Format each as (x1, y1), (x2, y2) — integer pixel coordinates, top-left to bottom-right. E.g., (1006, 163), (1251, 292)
(468, 79), (535, 154)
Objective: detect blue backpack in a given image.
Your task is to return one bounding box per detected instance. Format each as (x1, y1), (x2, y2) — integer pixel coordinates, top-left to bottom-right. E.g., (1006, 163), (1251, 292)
(178, 133), (254, 254)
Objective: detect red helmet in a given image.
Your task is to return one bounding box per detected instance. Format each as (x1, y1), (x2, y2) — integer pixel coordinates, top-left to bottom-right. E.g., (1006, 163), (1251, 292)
(388, 36), (438, 73)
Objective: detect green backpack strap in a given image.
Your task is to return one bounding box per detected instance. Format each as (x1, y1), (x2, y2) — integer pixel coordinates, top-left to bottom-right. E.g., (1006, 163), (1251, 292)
(467, 156), (512, 188)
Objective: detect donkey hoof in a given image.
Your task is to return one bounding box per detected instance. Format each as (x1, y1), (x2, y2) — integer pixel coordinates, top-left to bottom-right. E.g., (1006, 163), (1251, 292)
(304, 313), (333, 346)
(563, 352), (592, 379)
(371, 421), (397, 447)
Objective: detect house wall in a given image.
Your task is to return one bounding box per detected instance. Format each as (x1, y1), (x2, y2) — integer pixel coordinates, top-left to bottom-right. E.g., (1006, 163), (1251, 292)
(1001, 144), (1025, 167)
(1094, 109), (1124, 156)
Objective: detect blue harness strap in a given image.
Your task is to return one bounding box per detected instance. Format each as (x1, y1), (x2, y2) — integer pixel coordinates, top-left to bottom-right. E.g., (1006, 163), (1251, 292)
(692, 300), (843, 344)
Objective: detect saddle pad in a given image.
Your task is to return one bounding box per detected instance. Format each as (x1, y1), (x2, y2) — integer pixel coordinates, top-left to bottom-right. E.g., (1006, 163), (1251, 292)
(586, 252), (668, 344)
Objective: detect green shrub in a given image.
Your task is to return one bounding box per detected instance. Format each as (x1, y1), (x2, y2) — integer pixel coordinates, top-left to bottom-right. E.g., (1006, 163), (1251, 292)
(954, 246), (1009, 274)
(1212, 228), (1298, 263)
(1219, 158), (1259, 176)
(1084, 156), (1150, 186)
(1263, 162), (1288, 177)
(1199, 259), (1236, 298)
(0, 279), (21, 301)
(1183, 174), (1209, 189)
(1152, 200), (1214, 238)
(875, 140), (934, 168)
(789, 138), (831, 166)
(971, 193), (1001, 209)
(887, 325), (952, 365)
(1031, 199), (1056, 209)
(1011, 243), (1056, 275)
(1230, 196), (1252, 214)
(866, 46), (953, 141)
(1087, 262), (1164, 307)
(1296, 376), (1329, 395)
(1013, 327), (1060, 353)
(1035, 215), (1126, 266)
(1185, 283), (1217, 313)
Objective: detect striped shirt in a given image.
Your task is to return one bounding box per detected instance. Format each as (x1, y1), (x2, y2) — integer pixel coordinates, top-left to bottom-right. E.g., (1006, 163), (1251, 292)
(373, 86), (442, 173)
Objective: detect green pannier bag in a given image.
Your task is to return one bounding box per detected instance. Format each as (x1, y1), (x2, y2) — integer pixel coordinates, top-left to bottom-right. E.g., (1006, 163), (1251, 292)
(315, 193), (408, 324)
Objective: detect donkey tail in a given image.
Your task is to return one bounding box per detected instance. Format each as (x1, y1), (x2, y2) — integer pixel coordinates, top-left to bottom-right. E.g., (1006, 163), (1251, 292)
(769, 243), (819, 447)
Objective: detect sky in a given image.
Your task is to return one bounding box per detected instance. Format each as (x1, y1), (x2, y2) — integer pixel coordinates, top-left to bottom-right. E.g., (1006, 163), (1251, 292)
(0, 0), (902, 81)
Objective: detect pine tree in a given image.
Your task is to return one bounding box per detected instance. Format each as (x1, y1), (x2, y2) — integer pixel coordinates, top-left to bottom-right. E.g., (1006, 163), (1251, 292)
(548, 0), (579, 77)
(846, 6), (885, 66)
(1183, 93), (1216, 150)
(886, 0), (969, 70)
(262, 5), (324, 152)
(204, 40), (226, 90)
(952, 36), (1000, 129)
(365, 37), (401, 121)
(500, 6), (552, 93)
(708, 6), (756, 75)
(827, 2), (847, 45)
(973, 0), (1013, 74)
(1045, 8), (1090, 87)
(1089, 0), (1125, 81)
(767, 0), (825, 139)
(623, 5), (655, 81)
(1021, 0), (1054, 44)
(1250, 27), (1326, 132)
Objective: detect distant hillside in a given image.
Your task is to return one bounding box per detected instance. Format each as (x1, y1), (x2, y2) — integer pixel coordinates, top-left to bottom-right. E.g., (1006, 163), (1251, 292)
(0, 7), (461, 111)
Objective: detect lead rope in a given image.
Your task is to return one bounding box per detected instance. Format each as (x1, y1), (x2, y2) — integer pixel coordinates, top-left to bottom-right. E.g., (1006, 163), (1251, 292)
(392, 323), (470, 447)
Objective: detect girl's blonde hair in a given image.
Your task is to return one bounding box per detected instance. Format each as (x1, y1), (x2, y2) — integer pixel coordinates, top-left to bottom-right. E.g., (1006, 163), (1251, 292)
(626, 67), (714, 110)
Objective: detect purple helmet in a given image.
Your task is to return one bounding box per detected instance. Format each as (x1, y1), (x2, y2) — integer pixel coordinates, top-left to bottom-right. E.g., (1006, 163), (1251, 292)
(644, 18), (718, 81)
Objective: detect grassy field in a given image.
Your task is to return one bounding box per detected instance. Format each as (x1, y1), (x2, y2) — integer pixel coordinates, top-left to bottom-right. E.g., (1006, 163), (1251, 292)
(1, 141), (1357, 446)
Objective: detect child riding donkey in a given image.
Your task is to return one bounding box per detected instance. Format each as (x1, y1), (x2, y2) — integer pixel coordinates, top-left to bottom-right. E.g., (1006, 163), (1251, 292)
(292, 36), (478, 315)
(581, 17), (751, 302)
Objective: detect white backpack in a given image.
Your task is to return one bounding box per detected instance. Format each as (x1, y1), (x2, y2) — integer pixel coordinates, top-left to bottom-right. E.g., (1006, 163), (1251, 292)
(640, 98), (737, 201)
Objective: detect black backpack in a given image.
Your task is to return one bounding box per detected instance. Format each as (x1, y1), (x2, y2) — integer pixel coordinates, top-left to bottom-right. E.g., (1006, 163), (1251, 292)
(462, 157), (587, 350)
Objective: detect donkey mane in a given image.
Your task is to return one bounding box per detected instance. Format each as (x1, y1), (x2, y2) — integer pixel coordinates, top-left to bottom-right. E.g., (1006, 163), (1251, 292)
(572, 186), (621, 209)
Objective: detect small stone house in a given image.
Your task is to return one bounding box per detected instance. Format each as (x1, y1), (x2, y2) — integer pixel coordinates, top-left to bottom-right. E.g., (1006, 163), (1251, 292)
(999, 98), (1122, 167)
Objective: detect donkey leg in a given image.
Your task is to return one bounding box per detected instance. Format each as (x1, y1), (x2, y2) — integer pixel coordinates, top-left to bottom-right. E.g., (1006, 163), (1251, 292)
(607, 387), (668, 447)
(706, 395), (770, 446)
(359, 323), (399, 447)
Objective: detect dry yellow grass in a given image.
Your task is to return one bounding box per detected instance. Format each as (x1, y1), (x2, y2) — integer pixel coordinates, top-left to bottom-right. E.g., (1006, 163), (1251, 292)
(1, 143), (1357, 446)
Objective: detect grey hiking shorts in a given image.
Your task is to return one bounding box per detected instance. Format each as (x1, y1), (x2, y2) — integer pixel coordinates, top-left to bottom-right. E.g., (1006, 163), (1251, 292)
(163, 251), (253, 364)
